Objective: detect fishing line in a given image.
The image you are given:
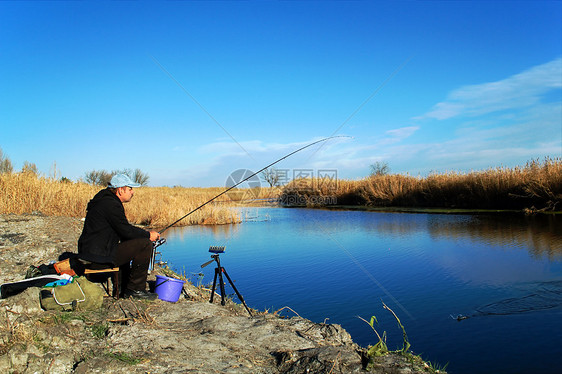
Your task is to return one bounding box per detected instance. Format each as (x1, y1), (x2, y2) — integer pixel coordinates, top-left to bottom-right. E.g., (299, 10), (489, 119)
(158, 135), (350, 235)
(316, 223), (415, 321)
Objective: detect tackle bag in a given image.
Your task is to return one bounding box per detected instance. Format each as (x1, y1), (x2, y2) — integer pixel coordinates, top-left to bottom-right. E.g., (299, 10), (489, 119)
(40, 276), (104, 311)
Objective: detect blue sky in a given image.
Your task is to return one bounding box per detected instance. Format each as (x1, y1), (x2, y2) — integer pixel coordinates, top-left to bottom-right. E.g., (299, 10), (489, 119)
(1, 1), (561, 187)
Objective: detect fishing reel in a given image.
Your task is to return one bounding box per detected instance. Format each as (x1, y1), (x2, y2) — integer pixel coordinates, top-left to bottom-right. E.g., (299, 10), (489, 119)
(153, 238), (166, 249)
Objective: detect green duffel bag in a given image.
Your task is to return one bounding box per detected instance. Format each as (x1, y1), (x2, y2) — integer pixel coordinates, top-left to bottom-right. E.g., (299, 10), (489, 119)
(40, 276), (104, 311)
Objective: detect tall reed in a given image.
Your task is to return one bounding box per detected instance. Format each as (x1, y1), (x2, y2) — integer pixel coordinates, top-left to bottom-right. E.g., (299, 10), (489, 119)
(280, 158), (562, 211)
(0, 173), (241, 226)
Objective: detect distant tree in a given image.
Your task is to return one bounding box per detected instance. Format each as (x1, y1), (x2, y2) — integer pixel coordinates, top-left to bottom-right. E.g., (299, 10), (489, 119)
(21, 161), (38, 175)
(84, 168), (150, 186)
(84, 169), (113, 186)
(0, 148), (13, 174)
(127, 168), (150, 186)
(369, 161), (390, 177)
(83, 170), (96, 184)
(261, 167), (280, 187)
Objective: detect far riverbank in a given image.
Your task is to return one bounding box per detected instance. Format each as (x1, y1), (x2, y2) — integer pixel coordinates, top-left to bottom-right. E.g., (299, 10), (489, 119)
(278, 158), (561, 213)
(1, 158), (559, 230)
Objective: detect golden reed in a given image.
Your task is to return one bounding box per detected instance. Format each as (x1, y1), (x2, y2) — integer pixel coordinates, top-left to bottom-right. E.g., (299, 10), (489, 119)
(2, 157), (559, 225)
(282, 158), (562, 211)
(0, 173), (243, 227)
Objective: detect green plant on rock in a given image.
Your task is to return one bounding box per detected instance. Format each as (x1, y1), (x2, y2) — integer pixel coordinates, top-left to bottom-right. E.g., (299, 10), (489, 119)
(105, 351), (142, 365)
(40, 311), (88, 326)
(360, 301), (447, 373)
(382, 301), (410, 353)
(90, 322), (109, 339)
(358, 301), (412, 370)
(357, 314), (388, 357)
(427, 360), (450, 373)
(50, 312), (74, 325)
(32, 334), (50, 353)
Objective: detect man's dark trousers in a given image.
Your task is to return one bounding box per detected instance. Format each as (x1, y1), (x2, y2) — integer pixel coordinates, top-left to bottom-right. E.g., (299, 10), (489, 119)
(113, 238), (153, 292)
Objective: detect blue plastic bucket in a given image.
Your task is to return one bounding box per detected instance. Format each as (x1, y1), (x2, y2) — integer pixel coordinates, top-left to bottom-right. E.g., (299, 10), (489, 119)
(154, 275), (185, 302)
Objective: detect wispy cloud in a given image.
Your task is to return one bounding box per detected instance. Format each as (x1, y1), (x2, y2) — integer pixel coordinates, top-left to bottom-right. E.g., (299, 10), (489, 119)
(378, 104), (561, 174)
(382, 126), (420, 144)
(176, 137), (354, 186)
(383, 57), (562, 174)
(419, 57), (562, 120)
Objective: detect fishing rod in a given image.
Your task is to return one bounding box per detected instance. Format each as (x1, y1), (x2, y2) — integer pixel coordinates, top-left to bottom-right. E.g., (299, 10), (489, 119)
(158, 135), (348, 235)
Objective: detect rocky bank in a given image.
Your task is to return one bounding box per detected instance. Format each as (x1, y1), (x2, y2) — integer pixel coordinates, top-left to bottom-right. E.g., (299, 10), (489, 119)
(0, 213), (441, 373)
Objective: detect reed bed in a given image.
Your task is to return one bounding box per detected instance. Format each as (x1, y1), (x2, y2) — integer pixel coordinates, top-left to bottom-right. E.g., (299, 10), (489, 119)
(0, 173), (242, 227)
(281, 158), (562, 212)
(0, 172), (98, 217)
(125, 186), (241, 227)
(2, 157), (559, 225)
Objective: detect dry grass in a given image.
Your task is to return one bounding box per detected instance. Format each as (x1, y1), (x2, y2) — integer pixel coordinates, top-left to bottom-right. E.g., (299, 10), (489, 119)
(3, 157), (559, 225)
(0, 172), (98, 217)
(281, 158), (562, 211)
(0, 308), (36, 355)
(0, 172), (243, 227)
(124, 186), (241, 227)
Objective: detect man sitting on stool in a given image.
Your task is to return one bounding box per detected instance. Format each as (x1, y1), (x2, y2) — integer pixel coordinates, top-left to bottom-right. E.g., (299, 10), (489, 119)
(78, 173), (160, 299)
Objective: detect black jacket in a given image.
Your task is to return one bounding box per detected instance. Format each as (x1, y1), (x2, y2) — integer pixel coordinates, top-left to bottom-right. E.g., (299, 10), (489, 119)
(78, 188), (149, 264)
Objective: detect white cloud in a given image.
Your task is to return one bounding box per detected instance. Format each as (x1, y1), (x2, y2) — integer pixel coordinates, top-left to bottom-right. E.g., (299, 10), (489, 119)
(384, 126), (420, 142)
(382, 57), (562, 175)
(420, 57), (562, 120)
(197, 137), (335, 157)
(166, 136), (355, 186)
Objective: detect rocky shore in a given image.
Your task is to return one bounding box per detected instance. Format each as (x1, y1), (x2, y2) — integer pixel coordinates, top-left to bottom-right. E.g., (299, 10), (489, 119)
(0, 213), (442, 373)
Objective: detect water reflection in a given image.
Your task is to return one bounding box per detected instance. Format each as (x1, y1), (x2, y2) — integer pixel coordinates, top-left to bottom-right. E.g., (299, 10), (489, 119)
(355, 212), (562, 259)
(426, 214), (562, 259)
(166, 210), (562, 262)
(359, 213), (431, 237)
(167, 223), (241, 242)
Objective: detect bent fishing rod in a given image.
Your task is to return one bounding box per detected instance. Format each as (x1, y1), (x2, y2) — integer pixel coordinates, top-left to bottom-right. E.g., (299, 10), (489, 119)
(158, 136), (348, 235)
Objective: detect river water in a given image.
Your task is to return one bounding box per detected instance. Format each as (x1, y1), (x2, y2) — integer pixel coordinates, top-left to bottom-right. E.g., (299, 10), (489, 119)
(162, 207), (562, 374)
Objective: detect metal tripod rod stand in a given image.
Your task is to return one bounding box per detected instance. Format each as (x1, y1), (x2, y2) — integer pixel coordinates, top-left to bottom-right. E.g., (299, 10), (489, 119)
(149, 238), (167, 273)
(205, 254), (253, 317)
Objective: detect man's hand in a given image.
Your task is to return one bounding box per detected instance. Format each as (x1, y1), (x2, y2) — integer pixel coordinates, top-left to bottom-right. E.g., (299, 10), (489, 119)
(149, 231), (161, 242)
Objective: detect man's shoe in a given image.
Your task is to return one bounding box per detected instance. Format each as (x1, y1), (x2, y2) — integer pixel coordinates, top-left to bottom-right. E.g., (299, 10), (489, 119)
(123, 289), (158, 300)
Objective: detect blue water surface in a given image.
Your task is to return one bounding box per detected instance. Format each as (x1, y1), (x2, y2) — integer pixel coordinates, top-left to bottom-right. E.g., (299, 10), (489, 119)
(161, 207), (562, 374)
